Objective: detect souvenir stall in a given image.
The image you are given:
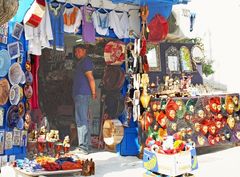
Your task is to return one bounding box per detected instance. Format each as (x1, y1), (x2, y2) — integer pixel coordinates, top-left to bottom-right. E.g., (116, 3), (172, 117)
(0, 0), (94, 176)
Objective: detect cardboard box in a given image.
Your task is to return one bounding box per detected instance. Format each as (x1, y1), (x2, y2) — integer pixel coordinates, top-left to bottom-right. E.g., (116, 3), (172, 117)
(143, 148), (198, 176)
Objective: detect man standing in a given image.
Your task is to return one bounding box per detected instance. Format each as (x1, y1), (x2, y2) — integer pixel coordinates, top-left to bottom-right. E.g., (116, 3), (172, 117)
(73, 44), (96, 154)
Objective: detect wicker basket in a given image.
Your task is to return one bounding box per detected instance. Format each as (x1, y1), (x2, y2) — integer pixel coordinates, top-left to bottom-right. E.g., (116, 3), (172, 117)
(0, 0), (19, 26)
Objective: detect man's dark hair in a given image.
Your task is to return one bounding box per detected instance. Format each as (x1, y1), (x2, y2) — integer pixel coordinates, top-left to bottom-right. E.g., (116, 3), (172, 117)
(73, 44), (88, 57)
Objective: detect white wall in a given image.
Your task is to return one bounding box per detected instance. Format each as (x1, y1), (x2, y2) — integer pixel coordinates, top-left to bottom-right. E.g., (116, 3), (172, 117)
(187, 0), (240, 93)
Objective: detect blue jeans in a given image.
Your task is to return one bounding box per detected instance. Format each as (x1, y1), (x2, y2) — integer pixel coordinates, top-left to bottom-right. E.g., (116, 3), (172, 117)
(74, 95), (91, 150)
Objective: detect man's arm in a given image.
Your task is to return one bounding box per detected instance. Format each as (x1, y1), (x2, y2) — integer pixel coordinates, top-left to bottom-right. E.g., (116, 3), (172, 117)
(85, 71), (97, 99)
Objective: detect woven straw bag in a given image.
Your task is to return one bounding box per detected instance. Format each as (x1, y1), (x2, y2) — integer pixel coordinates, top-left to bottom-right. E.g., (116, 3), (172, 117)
(0, 0), (19, 26)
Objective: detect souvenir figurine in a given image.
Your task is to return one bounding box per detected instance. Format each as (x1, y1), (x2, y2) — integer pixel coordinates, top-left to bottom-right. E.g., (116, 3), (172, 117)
(180, 74), (192, 97)
(140, 87), (151, 109)
(37, 126), (47, 155)
(63, 135), (70, 153)
(46, 130), (56, 156)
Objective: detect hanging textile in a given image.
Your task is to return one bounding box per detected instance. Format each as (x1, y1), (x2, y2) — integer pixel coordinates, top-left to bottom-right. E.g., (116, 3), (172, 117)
(30, 55), (40, 109)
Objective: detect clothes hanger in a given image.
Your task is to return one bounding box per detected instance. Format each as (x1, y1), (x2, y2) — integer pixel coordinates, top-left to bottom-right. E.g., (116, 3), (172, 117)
(86, 0), (93, 8)
(64, 0), (76, 8)
(50, 0), (60, 9)
(97, 0), (108, 13)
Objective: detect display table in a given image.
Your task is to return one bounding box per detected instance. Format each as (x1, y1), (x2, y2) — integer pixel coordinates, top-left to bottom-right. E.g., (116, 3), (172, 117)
(1, 166), (82, 177)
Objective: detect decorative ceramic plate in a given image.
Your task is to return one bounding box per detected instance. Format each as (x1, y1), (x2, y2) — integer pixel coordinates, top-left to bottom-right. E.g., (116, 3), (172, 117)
(0, 49), (11, 77)
(0, 78), (10, 106)
(24, 84), (33, 99)
(7, 105), (19, 128)
(18, 102), (25, 118)
(25, 71), (33, 85)
(9, 84), (21, 105)
(8, 63), (23, 85)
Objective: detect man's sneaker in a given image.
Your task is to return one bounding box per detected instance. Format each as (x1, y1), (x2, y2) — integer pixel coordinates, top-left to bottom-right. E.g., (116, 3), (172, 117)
(78, 148), (89, 155)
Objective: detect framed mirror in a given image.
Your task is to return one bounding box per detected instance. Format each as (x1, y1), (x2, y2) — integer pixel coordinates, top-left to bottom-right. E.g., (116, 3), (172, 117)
(191, 45), (204, 64)
(165, 46), (180, 74)
(179, 46), (193, 72)
(146, 43), (161, 72)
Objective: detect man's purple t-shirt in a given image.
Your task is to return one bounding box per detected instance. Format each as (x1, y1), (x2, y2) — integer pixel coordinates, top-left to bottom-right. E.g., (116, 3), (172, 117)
(73, 57), (94, 97)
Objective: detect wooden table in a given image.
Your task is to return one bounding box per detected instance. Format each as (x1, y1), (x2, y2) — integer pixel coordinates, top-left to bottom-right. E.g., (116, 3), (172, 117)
(1, 166), (82, 177)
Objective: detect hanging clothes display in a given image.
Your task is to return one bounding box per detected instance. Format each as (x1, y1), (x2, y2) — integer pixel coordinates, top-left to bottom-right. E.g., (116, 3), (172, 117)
(48, 2), (64, 51)
(80, 5), (95, 43)
(109, 10), (129, 39)
(24, 3), (53, 56)
(128, 9), (140, 36)
(92, 10), (110, 36)
(63, 6), (82, 33)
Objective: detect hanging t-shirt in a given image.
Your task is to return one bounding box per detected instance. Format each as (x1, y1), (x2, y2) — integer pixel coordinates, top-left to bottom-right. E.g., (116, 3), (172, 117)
(92, 10), (109, 36)
(128, 9), (140, 36)
(109, 10), (129, 39)
(48, 3), (64, 51)
(63, 6), (82, 33)
(81, 6), (95, 43)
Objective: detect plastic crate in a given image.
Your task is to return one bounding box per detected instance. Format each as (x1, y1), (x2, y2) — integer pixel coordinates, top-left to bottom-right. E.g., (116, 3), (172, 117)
(116, 127), (140, 156)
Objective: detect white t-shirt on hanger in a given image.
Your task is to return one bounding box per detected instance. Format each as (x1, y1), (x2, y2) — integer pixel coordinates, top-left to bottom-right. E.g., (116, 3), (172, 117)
(92, 10), (110, 36)
(63, 6), (82, 33)
(128, 9), (140, 36)
(109, 10), (129, 39)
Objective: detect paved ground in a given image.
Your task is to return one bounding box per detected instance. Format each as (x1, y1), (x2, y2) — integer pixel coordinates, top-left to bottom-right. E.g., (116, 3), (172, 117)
(67, 145), (240, 177)
(3, 145), (240, 177)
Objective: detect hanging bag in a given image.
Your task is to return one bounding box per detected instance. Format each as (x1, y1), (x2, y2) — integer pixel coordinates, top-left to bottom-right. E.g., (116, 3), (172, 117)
(148, 14), (169, 43)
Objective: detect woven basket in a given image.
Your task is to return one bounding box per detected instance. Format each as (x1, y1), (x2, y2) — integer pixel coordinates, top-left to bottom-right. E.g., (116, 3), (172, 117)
(0, 0), (19, 26)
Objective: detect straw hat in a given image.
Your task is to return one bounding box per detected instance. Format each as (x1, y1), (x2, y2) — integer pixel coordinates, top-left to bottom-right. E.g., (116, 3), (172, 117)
(0, 0), (19, 26)
(0, 78), (10, 105)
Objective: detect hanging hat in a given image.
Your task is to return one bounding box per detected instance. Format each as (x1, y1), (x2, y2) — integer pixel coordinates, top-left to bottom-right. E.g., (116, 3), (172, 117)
(9, 84), (22, 105)
(175, 99), (186, 119)
(7, 105), (19, 128)
(0, 0), (18, 26)
(166, 99), (179, 121)
(0, 107), (4, 125)
(8, 63), (23, 85)
(18, 101), (25, 118)
(25, 71), (33, 85)
(0, 78), (10, 106)
(104, 41), (125, 65)
(0, 49), (11, 77)
(185, 98), (197, 115)
(24, 84), (33, 99)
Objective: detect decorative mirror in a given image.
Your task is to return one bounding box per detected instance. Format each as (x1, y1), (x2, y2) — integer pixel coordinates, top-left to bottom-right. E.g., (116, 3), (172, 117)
(179, 46), (193, 72)
(165, 46), (180, 74)
(191, 45), (204, 64)
(146, 43), (161, 72)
